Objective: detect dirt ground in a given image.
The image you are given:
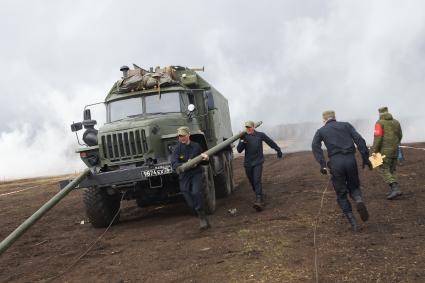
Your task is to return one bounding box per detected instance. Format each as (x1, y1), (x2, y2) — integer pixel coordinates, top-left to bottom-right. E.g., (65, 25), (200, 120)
(1, 144), (425, 283)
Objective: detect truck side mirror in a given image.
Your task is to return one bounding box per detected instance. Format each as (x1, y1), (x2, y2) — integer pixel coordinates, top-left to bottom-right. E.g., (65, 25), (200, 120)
(84, 109), (92, 121)
(205, 90), (215, 110)
(71, 122), (83, 132)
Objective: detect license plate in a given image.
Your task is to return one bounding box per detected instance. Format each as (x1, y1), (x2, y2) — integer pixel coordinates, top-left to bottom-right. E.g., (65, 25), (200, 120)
(141, 165), (173, 178)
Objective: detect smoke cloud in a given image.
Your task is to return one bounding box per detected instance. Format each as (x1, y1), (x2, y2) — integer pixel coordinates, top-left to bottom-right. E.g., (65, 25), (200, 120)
(1, 0), (425, 179)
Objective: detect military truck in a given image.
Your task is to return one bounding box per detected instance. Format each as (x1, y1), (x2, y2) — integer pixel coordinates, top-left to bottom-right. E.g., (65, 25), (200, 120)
(66, 65), (234, 228)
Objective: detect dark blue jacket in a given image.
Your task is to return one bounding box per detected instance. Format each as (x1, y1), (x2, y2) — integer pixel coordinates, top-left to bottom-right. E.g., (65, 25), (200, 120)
(237, 131), (281, 167)
(171, 141), (206, 177)
(312, 119), (369, 168)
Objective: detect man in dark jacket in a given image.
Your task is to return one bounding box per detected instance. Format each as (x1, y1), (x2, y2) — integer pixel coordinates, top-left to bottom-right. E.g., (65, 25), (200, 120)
(171, 126), (210, 230)
(372, 107), (403, 199)
(237, 121), (283, 211)
(312, 110), (372, 232)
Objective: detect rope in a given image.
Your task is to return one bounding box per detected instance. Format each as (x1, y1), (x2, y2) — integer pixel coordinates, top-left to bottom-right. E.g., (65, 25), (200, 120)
(45, 191), (126, 282)
(0, 185), (40, 197)
(313, 176), (331, 283)
(0, 179), (65, 198)
(399, 145), (425, 151)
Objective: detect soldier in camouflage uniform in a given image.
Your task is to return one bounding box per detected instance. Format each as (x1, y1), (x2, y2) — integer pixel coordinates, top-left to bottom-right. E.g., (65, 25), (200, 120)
(372, 107), (403, 200)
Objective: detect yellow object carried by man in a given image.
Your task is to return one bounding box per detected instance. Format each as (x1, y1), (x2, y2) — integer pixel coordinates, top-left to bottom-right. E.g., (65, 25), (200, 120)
(369, 153), (386, 168)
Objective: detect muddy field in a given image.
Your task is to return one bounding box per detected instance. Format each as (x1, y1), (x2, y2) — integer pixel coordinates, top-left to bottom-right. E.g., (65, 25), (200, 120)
(1, 144), (425, 283)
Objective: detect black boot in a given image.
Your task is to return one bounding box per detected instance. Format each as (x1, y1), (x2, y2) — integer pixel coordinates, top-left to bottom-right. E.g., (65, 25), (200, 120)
(355, 201), (369, 222)
(345, 212), (359, 232)
(197, 211), (211, 230)
(253, 195), (264, 212)
(387, 182), (402, 200)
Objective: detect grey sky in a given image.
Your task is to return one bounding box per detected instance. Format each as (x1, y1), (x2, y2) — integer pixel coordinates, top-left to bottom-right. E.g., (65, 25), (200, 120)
(1, 0), (425, 179)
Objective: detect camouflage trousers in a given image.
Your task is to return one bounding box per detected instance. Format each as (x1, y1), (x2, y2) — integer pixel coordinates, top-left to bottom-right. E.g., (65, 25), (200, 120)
(378, 157), (398, 184)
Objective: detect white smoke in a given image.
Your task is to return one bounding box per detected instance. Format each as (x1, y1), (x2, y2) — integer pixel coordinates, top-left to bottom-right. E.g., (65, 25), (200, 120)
(1, 0), (425, 179)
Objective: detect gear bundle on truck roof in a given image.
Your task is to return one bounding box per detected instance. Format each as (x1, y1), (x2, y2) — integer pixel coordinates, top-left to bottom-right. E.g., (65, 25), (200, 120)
(62, 65), (235, 228)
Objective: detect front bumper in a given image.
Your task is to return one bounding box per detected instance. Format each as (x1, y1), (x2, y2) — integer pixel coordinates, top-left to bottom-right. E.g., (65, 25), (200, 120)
(59, 163), (174, 189)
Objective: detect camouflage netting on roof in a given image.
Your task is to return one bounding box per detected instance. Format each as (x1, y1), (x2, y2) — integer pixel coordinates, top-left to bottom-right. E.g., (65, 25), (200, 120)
(112, 67), (178, 94)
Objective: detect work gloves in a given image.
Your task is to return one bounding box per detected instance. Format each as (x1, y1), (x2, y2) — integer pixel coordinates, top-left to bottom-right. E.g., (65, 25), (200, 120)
(362, 159), (373, 170)
(277, 150), (283, 159)
(320, 168), (328, 175)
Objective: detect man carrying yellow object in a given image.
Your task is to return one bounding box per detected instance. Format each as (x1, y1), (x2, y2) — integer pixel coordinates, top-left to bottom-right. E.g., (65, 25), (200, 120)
(372, 106), (403, 200)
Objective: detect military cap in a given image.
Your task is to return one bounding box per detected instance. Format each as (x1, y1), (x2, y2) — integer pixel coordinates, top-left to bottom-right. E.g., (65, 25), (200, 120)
(322, 110), (335, 120)
(177, 126), (190, 136)
(378, 106), (388, 113)
(244, 121), (255, 128)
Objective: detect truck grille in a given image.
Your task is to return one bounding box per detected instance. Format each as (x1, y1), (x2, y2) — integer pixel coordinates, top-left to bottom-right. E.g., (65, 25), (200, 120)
(101, 129), (149, 162)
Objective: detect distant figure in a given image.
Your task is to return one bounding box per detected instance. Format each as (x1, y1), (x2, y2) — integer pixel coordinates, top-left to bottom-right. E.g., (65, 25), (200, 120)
(312, 110), (371, 232)
(371, 107), (403, 200)
(171, 126), (211, 230)
(237, 121), (283, 211)
(397, 145), (404, 165)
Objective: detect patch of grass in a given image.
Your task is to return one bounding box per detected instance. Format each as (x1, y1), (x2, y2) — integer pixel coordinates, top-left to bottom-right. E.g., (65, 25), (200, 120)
(229, 226), (311, 282)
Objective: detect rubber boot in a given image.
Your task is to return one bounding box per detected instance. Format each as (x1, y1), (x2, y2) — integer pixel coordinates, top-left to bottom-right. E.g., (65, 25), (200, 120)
(253, 195), (264, 212)
(355, 201), (369, 222)
(345, 212), (359, 232)
(387, 182), (402, 200)
(197, 211), (211, 230)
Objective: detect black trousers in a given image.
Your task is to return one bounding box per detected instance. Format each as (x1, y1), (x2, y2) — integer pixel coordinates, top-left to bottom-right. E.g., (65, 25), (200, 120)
(179, 173), (204, 213)
(329, 154), (362, 214)
(245, 164), (263, 197)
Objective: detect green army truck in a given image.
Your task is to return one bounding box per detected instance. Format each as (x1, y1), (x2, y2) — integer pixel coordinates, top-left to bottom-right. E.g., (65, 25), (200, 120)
(63, 65), (234, 228)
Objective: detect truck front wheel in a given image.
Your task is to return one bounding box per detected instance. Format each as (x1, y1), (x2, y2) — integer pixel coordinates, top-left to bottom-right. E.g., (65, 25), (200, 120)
(82, 187), (121, 228)
(201, 165), (216, 214)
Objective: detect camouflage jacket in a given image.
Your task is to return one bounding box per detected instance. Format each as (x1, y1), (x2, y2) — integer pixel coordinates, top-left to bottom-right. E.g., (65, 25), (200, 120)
(372, 112), (402, 158)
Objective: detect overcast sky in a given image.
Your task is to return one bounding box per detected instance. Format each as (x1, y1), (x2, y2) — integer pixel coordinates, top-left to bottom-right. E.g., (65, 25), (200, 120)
(1, 0), (425, 179)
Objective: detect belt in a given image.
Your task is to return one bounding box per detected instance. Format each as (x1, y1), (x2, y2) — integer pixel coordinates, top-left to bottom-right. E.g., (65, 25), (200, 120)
(330, 149), (355, 157)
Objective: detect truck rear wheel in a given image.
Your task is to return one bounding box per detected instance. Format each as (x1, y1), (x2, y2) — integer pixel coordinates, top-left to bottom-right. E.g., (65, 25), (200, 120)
(82, 187), (121, 228)
(226, 151), (235, 191)
(201, 165), (216, 214)
(215, 154), (233, 198)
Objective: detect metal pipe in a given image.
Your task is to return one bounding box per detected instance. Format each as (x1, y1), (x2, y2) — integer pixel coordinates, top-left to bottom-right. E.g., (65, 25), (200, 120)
(176, 121), (262, 174)
(0, 168), (91, 255)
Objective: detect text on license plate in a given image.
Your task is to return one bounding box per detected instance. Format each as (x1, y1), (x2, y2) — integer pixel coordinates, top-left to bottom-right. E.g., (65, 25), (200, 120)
(141, 165), (173, 178)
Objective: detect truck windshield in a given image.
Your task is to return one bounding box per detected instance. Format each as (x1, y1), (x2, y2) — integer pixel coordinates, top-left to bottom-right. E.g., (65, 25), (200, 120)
(109, 97), (143, 122)
(145, 92), (181, 114)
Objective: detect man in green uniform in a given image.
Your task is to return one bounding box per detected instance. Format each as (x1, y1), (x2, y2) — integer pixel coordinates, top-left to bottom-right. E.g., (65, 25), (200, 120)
(371, 106), (403, 200)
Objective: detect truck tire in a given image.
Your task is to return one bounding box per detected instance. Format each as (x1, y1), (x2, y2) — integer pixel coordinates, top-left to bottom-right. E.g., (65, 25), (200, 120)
(136, 198), (145, 208)
(83, 187), (121, 228)
(225, 151), (235, 192)
(201, 165), (216, 214)
(215, 154), (232, 198)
